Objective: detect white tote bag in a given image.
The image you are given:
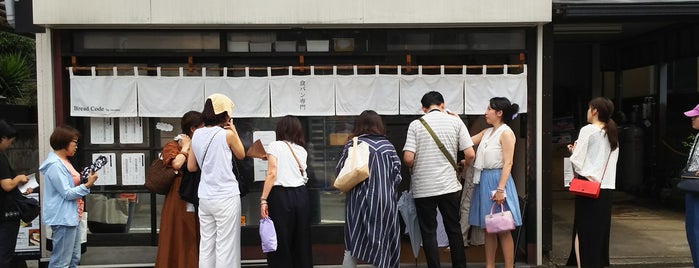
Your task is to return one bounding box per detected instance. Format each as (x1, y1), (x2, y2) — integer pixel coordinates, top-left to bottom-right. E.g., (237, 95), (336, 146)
(334, 137), (370, 192)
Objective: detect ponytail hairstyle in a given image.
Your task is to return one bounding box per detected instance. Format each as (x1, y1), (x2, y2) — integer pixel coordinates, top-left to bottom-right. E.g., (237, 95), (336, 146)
(589, 97), (619, 150)
(489, 97), (520, 124)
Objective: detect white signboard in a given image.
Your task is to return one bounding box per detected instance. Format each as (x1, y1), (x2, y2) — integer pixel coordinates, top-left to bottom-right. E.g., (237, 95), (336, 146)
(90, 117), (115, 144)
(119, 118), (144, 144)
(69, 75), (138, 117)
(121, 153), (146, 185)
(93, 153), (117, 186)
(252, 131), (276, 182)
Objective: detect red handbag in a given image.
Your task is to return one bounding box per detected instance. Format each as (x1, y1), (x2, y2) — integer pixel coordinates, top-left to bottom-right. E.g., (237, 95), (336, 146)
(569, 152), (611, 199)
(569, 178), (601, 198)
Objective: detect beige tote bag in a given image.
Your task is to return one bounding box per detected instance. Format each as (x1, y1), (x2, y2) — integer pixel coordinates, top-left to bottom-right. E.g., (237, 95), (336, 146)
(334, 137), (370, 192)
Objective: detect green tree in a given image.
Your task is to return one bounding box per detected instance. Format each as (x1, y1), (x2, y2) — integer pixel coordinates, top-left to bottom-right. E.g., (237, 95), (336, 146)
(0, 32), (35, 105)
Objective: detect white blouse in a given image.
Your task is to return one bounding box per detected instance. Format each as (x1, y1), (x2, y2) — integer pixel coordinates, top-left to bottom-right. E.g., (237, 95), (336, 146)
(267, 140), (308, 187)
(569, 124), (619, 189)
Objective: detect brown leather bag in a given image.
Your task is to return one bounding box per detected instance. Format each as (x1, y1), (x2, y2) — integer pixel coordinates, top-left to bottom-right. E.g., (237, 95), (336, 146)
(144, 158), (177, 195)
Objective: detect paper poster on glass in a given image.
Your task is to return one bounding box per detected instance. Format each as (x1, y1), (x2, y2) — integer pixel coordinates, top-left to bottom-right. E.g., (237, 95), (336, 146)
(93, 153), (117, 186)
(121, 153), (145, 185)
(90, 117), (115, 144)
(252, 131), (276, 182)
(15, 193), (40, 253)
(119, 118), (144, 144)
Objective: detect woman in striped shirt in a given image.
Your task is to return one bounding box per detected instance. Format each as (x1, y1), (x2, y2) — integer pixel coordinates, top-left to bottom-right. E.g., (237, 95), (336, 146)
(338, 110), (402, 268)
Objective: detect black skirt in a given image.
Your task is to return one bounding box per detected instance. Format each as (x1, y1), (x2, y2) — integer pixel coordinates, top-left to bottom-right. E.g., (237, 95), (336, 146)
(566, 189), (613, 268)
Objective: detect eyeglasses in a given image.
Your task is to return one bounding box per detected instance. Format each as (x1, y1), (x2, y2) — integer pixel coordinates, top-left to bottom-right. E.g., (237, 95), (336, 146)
(71, 140), (79, 145)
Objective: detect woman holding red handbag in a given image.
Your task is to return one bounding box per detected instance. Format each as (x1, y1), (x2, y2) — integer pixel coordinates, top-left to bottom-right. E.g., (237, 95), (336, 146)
(566, 97), (619, 268)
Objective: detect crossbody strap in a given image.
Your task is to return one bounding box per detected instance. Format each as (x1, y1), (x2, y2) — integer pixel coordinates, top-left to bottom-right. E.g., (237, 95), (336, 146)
(599, 151), (612, 183)
(419, 118), (458, 171)
(202, 129), (223, 163)
(284, 141), (305, 177)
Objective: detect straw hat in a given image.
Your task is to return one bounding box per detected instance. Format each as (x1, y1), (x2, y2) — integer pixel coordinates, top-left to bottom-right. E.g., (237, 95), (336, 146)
(207, 93), (234, 116)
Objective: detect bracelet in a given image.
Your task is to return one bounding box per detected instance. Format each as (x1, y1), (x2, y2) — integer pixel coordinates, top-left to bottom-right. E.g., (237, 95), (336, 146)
(496, 188), (505, 193)
(178, 151), (189, 158)
(260, 201), (268, 205)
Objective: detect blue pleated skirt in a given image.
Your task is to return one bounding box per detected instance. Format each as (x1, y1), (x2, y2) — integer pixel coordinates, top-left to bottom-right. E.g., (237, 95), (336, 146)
(468, 169), (522, 228)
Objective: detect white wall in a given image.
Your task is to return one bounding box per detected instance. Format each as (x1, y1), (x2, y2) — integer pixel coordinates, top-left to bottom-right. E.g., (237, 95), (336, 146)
(33, 0), (551, 27)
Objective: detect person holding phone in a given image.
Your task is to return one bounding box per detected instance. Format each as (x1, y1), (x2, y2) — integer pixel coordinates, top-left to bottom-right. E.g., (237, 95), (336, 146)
(187, 94), (245, 268)
(41, 125), (99, 268)
(565, 97), (619, 268)
(468, 97), (522, 268)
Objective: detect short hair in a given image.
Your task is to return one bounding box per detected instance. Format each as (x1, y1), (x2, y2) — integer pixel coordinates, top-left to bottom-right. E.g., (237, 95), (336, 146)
(276, 115), (305, 147)
(201, 99), (229, 126)
(181, 111), (205, 136)
(421, 91), (445, 109)
(352, 110), (385, 137)
(0, 119), (17, 139)
(489, 97), (520, 124)
(50, 125), (80, 150)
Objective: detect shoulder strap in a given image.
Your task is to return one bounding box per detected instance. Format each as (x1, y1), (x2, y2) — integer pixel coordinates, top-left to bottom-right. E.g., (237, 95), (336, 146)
(202, 129), (223, 163)
(419, 118), (458, 171)
(284, 142), (305, 177)
(600, 150), (612, 183)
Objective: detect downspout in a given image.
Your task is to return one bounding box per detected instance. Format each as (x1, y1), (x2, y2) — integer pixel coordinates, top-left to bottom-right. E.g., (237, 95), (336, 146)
(536, 23), (544, 266)
(5, 0), (15, 28)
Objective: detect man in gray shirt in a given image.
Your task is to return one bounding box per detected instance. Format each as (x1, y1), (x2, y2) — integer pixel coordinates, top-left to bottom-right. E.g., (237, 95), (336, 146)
(403, 91), (475, 268)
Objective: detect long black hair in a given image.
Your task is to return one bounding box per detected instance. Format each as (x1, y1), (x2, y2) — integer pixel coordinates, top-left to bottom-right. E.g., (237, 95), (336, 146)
(589, 97), (619, 150)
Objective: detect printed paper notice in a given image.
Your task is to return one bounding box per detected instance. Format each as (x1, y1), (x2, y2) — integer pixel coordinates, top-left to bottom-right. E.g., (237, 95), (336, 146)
(252, 131), (276, 182)
(94, 153), (117, 186)
(119, 118), (144, 144)
(18, 173), (38, 193)
(121, 153), (145, 185)
(90, 117), (115, 144)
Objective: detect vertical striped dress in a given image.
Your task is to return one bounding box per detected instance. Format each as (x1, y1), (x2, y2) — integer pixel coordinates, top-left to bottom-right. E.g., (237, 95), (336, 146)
(336, 134), (402, 268)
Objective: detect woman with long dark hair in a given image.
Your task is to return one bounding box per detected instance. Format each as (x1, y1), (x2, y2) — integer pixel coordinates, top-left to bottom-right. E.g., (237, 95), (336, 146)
(187, 94), (245, 268)
(339, 110), (402, 268)
(468, 97), (522, 268)
(566, 97), (619, 268)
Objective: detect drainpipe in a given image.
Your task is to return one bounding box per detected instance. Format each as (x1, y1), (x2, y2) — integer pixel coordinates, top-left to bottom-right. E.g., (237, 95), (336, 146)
(5, 0), (15, 28)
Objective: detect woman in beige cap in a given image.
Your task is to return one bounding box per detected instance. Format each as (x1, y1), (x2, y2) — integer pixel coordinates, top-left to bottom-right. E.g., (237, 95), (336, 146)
(187, 93), (245, 268)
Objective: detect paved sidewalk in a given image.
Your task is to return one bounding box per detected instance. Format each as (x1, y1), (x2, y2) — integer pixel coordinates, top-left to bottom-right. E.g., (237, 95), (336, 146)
(549, 191), (693, 267)
(24, 191), (695, 267)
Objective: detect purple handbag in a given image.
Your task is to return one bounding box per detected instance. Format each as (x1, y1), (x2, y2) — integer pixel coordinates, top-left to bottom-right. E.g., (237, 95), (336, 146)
(259, 217), (277, 253)
(485, 203), (516, 234)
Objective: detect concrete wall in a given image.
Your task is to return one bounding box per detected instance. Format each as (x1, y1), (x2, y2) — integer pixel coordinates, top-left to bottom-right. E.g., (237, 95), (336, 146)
(33, 0), (551, 27)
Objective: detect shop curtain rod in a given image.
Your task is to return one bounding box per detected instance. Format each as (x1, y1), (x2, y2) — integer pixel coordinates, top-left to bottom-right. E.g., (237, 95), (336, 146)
(65, 64), (524, 72)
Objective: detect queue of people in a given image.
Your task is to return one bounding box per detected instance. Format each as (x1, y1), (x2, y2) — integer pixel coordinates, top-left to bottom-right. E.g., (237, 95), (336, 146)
(1, 91), (628, 268)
